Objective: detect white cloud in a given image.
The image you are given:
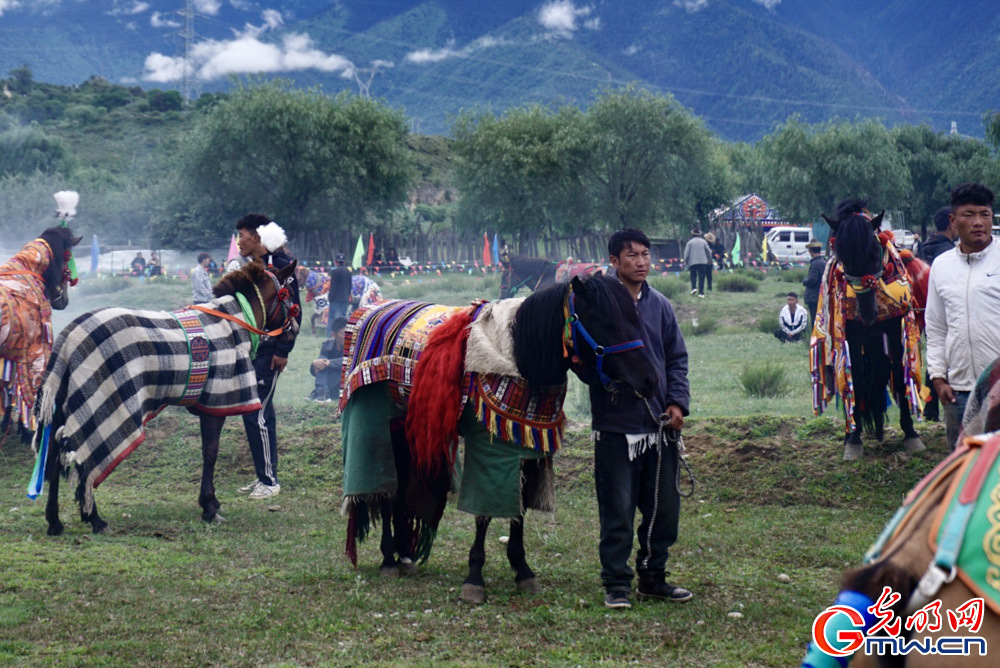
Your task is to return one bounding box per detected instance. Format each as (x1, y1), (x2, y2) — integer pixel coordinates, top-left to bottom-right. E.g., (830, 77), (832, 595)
(0, 0), (21, 16)
(193, 0), (221, 15)
(261, 8), (282, 30)
(754, 0), (781, 9)
(538, 1), (599, 37)
(150, 11), (179, 28)
(405, 35), (505, 65)
(674, 0), (709, 12)
(623, 44), (640, 56)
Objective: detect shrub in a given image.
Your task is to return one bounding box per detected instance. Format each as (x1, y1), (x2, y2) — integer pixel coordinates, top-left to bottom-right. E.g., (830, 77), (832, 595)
(757, 312), (779, 334)
(73, 276), (131, 296)
(733, 268), (766, 281)
(738, 361), (791, 397)
(779, 267), (807, 283)
(716, 274), (760, 292)
(681, 315), (718, 337)
(647, 275), (687, 300)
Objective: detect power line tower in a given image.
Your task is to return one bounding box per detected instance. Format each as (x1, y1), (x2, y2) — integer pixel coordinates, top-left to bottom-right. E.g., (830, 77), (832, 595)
(177, 0), (199, 103)
(348, 60), (392, 98)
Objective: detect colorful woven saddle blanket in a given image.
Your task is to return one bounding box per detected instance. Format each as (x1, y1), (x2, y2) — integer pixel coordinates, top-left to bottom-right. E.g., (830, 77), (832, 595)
(964, 358), (1000, 440)
(341, 299), (565, 454)
(554, 259), (606, 284)
(301, 269), (330, 310)
(35, 295), (261, 514)
(864, 433), (1000, 617)
(0, 239), (55, 431)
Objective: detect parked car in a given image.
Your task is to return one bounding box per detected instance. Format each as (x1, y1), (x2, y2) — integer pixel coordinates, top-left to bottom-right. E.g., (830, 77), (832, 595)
(892, 229), (918, 252)
(765, 226), (813, 262)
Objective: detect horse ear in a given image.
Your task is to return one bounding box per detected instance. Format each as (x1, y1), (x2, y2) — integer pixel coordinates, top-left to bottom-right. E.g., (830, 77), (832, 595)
(821, 214), (839, 233)
(571, 276), (584, 292)
(277, 260), (297, 283)
(871, 211), (885, 231)
(71, 236), (83, 246)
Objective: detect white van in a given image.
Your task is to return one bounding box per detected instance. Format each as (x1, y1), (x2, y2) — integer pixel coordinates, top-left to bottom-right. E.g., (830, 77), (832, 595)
(765, 226), (813, 263)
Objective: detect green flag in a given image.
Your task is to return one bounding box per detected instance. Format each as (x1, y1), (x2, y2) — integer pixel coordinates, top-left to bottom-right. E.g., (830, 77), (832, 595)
(352, 234), (365, 270)
(732, 232), (742, 266)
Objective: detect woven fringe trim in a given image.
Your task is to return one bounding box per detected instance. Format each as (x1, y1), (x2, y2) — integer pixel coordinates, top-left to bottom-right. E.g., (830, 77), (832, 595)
(626, 432), (658, 461)
(0, 360), (38, 432)
(471, 390), (563, 454)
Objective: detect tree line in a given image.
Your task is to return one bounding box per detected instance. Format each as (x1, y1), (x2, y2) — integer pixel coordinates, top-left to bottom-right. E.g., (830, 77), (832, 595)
(3, 66), (1000, 259)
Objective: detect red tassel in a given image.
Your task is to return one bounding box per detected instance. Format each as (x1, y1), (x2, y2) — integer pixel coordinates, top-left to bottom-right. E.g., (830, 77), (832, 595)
(406, 307), (475, 477)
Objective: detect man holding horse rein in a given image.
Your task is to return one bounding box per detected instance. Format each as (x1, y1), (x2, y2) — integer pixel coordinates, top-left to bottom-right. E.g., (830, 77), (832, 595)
(926, 183), (1000, 449)
(590, 227), (692, 610)
(234, 214), (302, 499)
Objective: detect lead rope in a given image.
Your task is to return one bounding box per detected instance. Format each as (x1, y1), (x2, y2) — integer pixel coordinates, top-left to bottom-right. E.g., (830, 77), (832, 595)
(643, 398), (696, 499)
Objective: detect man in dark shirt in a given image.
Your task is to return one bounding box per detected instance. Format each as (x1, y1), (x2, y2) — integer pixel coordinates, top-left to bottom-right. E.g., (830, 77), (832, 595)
(802, 240), (827, 330)
(327, 254), (352, 338)
(919, 206), (957, 264)
(309, 316), (347, 402)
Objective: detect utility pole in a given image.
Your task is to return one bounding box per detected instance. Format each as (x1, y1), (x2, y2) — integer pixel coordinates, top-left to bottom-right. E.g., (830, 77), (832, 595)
(177, 0), (198, 103)
(348, 60), (392, 98)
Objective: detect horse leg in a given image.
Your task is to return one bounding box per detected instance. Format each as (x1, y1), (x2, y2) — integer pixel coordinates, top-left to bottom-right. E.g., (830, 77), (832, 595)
(888, 329), (925, 453)
(378, 497), (401, 578)
(507, 516), (541, 594)
(198, 413), (226, 523)
(44, 437), (64, 536)
(459, 515), (491, 605)
(84, 501), (108, 535)
(843, 416), (863, 461)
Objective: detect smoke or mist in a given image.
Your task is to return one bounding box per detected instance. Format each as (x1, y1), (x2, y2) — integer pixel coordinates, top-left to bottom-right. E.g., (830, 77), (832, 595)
(405, 36), (504, 65)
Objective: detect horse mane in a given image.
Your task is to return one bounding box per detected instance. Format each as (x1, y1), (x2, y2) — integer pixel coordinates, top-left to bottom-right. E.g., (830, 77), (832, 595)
(831, 198), (881, 274)
(213, 262), (267, 299)
(509, 255), (553, 272)
(513, 275), (638, 386)
(37, 226), (76, 295)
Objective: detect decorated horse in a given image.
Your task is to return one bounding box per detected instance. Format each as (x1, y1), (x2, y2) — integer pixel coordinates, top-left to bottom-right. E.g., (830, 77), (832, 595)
(801, 433), (1000, 666)
(340, 275), (655, 603)
(810, 199), (930, 460)
(1, 215), (82, 437)
(30, 261), (299, 535)
(499, 250), (605, 298)
(296, 266), (331, 334)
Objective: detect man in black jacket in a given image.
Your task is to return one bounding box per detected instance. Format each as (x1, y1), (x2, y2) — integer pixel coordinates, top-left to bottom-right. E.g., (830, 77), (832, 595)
(327, 254), (352, 338)
(919, 206), (957, 264)
(589, 227), (692, 610)
(234, 214), (301, 500)
(802, 240), (827, 330)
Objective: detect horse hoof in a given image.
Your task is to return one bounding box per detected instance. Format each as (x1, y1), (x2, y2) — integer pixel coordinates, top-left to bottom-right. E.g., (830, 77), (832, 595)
(399, 558), (417, 576)
(843, 443), (862, 461)
(516, 577), (541, 594)
(47, 524), (64, 536)
(380, 566), (400, 579)
(459, 584), (486, 605)
(903, 437), (925, 454)
(213, 513), (227, 525)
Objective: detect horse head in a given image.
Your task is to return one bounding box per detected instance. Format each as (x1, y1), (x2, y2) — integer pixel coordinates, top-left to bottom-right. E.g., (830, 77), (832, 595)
(513, 275), (657, 397)
(499, 249), (513, 299)
(213, 260), (300, 344)
(38, 226), (82, 310)
(824, 198), (885, 327)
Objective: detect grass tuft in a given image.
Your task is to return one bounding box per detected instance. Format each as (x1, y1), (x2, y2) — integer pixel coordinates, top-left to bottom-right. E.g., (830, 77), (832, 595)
(717, 274), (760, 292)
(739, 361), (791, 397)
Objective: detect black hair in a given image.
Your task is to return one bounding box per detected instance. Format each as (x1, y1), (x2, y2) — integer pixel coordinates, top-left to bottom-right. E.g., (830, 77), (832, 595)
(933, 206), (951, 232)
(608, 228), (651, 257)
(235, 213), (270, 233)
(786, 292), (798, 299)
(197, 252), (211, 263)
(950, 183), (994, 211)
(331, 316), (348, 332)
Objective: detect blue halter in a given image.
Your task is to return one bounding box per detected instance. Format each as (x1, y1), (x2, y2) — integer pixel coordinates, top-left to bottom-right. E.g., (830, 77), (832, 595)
(564, 289), (645, 388)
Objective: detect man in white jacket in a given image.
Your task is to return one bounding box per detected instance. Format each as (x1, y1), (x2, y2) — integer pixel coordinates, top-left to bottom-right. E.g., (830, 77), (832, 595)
(925, 183), (1000, 448)
(773, 292), (808, 342)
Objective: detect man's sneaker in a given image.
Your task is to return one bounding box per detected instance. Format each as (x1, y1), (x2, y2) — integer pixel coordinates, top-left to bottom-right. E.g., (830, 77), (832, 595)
(604, 590), (632, 609)
(690, 288), (698, 295)
(249, 483), (280, 499)
(637, 580), (693, 602)
(698, 294), (705, 299)
(238, 479), (260, 494)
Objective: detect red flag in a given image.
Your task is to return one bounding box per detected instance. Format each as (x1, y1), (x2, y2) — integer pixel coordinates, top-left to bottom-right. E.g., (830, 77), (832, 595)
(482, 233), (491, 267)
(367, 233), (375, 267)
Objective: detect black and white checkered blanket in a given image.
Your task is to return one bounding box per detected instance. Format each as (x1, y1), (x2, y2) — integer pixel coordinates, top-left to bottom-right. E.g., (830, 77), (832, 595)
(35, 295), (261, 514)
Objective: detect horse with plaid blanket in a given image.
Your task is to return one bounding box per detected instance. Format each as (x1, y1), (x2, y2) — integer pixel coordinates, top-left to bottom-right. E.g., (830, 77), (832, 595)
(33, 261), (298, 535)
(341, 275), (656, 603)
(1, 226), (81, 439)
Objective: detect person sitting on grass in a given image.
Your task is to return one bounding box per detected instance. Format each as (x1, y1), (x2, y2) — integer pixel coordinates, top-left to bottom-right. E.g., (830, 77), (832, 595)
(774, 292), (808, 343)
(309, 316), (347, 403)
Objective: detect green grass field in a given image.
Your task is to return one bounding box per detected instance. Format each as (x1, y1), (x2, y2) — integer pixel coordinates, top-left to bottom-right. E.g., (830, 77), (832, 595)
(1, 271), (948, 667)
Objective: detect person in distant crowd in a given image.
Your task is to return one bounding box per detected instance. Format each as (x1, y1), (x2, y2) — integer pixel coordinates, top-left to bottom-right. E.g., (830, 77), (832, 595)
(920, 206), (958, 264)
(589, 227), (692, 611)
(702, 232), (721, 290)
(147, 251), (162, 277)
(683, 229), (712, 298)
(234, 214), (302, 499)
(774, 292), (808, 343)
(386, 247), (399, 265)
(309, 316), (347, 403)
(327, 253), (352, 338)
(130, 252), (146, 276)
(919, 207), (956, 422)
(802, 240), (826, 329)
(207, 258), (219, 276)
(191, 252), (214, 304)
(926, 183), (1000, 449)
(706, 232), (726, 271)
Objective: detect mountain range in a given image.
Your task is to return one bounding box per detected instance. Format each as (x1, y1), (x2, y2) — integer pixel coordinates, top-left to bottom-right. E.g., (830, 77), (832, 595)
(1, 0), (997, 141)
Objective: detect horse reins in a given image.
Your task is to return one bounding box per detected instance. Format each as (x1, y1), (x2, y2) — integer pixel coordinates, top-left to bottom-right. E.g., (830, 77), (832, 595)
(190, 268), (299, 339)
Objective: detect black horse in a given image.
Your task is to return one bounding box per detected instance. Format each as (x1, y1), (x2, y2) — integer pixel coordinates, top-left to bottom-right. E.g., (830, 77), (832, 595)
(499, 252), (556, 298)
(821, 199), (925, 460)
(36, 261), (298, 535)
(0, 226), (82, 437)
(341, 275), (656, 603)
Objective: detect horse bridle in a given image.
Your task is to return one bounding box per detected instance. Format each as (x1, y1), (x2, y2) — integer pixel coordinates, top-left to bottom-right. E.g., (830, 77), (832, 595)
(261, 267), (299, 332)
(561, 285), (644, 389)
(842, 267), (883, 294)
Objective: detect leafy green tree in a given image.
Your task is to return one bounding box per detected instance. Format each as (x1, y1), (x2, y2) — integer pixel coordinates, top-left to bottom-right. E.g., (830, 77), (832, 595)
(0, 124), (74, 177)
(8, 64), (33, 95)
(167, 80), (412, 249)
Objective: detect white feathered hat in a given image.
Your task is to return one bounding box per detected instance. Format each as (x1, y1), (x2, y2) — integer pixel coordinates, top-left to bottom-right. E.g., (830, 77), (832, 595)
(53, 191), (79, 219)
(257, 221), (287, 252)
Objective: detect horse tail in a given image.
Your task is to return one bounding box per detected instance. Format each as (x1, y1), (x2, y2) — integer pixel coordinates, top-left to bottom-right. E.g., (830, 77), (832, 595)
(406, 307), (476, 477)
